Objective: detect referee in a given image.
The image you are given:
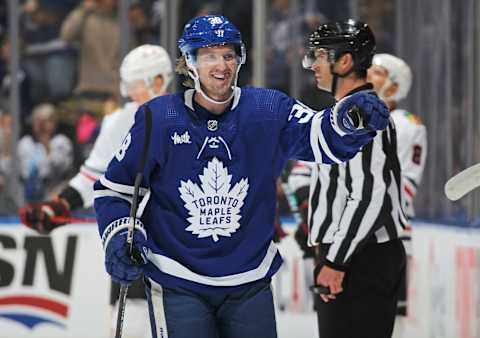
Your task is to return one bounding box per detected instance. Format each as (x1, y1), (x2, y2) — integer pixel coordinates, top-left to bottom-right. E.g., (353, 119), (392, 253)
(303, 20), (407, 338)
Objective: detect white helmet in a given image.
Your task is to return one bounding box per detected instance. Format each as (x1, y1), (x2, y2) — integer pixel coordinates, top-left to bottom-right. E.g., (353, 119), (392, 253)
(120, 44), (173, 97)
(372, 53), (412, 102)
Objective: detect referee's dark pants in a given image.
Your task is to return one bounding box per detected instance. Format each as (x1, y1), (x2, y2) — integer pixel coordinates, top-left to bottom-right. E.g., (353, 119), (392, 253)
(314, 239), (406, 338)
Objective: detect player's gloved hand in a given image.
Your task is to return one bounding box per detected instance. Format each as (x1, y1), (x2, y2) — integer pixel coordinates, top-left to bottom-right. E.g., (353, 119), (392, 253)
(294, 223), (315, 258)
(332, 92), (389, 135)
(105, 230), (147, 286)
(19, 199), (70, 234)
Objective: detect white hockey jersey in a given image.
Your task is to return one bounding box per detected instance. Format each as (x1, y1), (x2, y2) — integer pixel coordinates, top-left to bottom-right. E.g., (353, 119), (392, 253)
(391, 109), (427, 218)
(69, 102), (138, 207)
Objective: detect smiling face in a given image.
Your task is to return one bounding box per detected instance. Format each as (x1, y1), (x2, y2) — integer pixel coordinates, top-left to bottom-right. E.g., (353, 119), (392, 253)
(194, 45), (238, 101)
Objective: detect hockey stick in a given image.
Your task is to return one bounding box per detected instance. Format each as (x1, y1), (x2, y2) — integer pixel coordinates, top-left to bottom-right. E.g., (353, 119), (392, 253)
(114, 105), (153, 338)
(445, 163), (480, 201)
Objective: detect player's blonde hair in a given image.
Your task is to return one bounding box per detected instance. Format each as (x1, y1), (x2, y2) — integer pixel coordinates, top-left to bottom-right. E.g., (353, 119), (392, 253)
(175, 56), (194, 88)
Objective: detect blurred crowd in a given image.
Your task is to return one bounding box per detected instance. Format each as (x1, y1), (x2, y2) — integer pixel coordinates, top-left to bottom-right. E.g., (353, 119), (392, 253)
(0, 0), (375, 215)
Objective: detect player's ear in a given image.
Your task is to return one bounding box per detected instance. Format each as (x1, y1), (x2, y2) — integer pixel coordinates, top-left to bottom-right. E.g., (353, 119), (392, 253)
(336, 53), (354, 74)
(153, 75), (165, 93)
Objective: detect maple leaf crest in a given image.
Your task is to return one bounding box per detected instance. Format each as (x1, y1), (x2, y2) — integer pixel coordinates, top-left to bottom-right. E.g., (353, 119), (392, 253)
(178, 157), (249, 242)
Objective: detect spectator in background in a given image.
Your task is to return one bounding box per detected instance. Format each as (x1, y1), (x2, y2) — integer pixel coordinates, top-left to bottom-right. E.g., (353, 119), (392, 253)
(0, 2), (6, 35)
(128, 2), (158, 45)
(0, 108), (17, 214)
(0, 35), (33, 126)
(266, 0), (293, 93)
(21, 0), (77, 103)
(266, 0), (335, 110)
(60, 0), (121, 122)
(18, 103), (73, 202)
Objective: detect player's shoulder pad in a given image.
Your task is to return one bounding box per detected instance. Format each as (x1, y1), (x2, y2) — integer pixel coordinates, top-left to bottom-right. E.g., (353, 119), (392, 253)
(393, 109), (424, 126)
(241, 86), (292, 120)
(141, 93), (187, 127)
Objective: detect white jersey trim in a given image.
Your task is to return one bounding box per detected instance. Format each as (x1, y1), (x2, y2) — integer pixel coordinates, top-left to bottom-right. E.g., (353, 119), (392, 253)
(101, 217), (146, 249)
(146, 241), (278, 286)
(147, 281), (169, 338)
(94, 189), (133, 203)
(100, 175), (149, 196)
(311, 113), (343, 164)
(184, 87), (242, 111)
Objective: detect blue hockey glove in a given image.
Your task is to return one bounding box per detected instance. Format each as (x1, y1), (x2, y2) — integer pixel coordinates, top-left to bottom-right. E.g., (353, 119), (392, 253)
(331, 92), (389, 135)
(105, 230), (147, 286)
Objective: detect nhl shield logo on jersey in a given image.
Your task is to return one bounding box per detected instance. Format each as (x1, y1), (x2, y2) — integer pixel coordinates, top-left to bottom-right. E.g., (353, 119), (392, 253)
(178, 157), (249, 242)
(207, 120), (218, 131)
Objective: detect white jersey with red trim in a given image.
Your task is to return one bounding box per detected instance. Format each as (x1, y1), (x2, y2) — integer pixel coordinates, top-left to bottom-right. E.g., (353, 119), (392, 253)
(391, 109), (427, 218)
(287, 161), (313, 194)
(69, 102), (138, 208)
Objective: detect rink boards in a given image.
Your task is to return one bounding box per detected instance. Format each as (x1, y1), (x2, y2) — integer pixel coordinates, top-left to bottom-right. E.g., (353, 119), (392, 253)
(0, 221), (480, 338)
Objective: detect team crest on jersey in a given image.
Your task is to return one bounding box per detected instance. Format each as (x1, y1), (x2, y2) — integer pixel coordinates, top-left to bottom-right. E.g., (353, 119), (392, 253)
(178, 157), (249, 242)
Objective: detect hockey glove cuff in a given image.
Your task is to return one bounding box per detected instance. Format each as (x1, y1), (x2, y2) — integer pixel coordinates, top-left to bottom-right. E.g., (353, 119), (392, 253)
(104, 225), (147, 286)
(19, 199), (71, 234)
(331, 92), (389, 135)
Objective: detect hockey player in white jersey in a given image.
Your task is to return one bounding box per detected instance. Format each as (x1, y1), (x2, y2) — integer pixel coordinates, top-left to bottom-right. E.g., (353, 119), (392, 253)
(19, 44), (173, 338)
(368, 53), (427, 219)
(368, 53), (427, 338)
(93, 15), (391, 338)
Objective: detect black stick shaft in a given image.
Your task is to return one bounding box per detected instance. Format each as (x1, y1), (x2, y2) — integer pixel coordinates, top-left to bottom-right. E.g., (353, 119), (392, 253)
(113, 105), (153, 338)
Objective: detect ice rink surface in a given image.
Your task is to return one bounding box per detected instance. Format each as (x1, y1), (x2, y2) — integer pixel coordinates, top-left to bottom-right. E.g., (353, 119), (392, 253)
(277, 312), (318, 338)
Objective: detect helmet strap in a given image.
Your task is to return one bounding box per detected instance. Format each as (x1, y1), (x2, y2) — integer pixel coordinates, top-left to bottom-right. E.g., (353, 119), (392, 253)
(329, 60), (356, 98)
(186, 57), (241, 106)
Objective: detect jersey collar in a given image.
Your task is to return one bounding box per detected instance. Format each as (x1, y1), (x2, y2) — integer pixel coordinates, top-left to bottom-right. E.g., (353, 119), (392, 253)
(183, 87), (242, 111)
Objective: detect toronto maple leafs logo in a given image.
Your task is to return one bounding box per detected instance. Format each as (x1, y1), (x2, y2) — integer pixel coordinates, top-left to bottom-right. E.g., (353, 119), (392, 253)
(178, 157), (249, 242)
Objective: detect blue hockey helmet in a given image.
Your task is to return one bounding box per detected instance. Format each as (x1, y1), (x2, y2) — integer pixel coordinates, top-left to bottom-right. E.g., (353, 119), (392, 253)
(178, 15), (246, 65)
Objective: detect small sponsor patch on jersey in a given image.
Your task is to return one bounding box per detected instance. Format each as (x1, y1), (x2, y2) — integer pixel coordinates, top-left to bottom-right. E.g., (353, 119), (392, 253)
(171, 131), (192, 145)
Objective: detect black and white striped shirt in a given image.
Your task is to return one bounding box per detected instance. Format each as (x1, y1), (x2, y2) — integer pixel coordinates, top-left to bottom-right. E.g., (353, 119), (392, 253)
(307, 119), (407, 267)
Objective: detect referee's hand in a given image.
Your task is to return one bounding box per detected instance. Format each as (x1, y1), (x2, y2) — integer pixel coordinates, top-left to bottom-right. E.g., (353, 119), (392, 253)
(316, 265), (345, 302)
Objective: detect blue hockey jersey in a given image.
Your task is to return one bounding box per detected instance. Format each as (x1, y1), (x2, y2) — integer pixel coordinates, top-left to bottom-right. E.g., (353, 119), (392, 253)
(94, 87), (374, 294)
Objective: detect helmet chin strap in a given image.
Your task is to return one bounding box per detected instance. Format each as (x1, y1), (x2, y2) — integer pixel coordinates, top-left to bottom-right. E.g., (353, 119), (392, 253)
(187, 59), (242, 105)
(329, 62), (355, 98)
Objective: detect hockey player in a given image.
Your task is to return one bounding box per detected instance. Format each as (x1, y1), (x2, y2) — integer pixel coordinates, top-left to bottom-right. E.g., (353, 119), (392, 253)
(304, 20), (407, 338)
(19, 44), (173, 338)
(368, 53), (427, 219)
(94, 15), (390, 338)
(368, 53), (427, 338)
(19, 44), (172, 232)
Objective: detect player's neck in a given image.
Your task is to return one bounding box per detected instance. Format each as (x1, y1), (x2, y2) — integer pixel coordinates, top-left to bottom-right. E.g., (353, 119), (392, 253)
(194, 92), (231, 115)
(335, 77), (367, 100)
